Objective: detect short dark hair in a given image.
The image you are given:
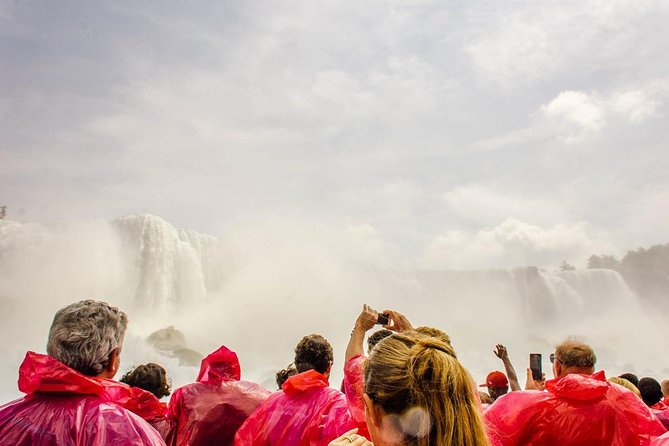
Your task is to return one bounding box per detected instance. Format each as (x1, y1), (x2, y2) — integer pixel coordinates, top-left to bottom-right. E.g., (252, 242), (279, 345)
(275, 363), (297, 389)
(294, 334), (333, 374)
(120, 363), (171, 398)
(639, 377), (663, 407)
(367, 329), (393, 352)
(619, 373), (640, 388)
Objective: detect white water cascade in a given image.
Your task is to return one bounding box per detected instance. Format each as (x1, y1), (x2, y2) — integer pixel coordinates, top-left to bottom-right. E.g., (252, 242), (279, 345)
(0, 214), (666, 402)
(113, 215), (231, 310)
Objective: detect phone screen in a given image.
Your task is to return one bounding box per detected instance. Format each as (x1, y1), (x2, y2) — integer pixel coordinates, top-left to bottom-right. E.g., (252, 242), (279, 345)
(377, 313), (389, 325)
(530, 353), (542, 380)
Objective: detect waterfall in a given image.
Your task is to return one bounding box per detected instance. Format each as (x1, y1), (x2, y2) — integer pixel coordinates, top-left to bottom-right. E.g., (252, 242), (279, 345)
(0, 214), (666, 402)
(367, 266), (639, 328)
(113, 214), (230, 309)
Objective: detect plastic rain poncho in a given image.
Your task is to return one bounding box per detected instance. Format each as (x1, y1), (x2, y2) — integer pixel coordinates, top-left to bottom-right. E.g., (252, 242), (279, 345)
(0, 351), (166, 446)
(235, 369), (356, 446)
(167, 345), (270, 446)
(343, 354), (370, 439)
(485, 371), (666, 446)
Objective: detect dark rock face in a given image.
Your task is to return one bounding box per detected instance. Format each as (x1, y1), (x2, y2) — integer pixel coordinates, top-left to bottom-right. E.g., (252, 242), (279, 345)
(147, 326), (204, 366)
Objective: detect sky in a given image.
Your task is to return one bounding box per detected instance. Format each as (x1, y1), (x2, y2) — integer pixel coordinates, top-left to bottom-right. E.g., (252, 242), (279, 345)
(2, 0), (669, 270)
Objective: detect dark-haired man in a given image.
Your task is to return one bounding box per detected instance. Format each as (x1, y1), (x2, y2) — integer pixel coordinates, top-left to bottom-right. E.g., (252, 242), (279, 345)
(235, 334), (355, 445)
(485, 339), (666, 445)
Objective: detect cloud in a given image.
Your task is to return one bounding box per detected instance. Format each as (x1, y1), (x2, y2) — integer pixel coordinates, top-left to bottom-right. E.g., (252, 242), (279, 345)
(463, 0), (663, 85)
(540, 91), (606, 143)
(610, 89), (662, 123)
(442, 184), (565, 226)
(476, 80), (667, 151)
(541, 91), (606, 132)
(425, 218), (613, 269)
(540, 86), (666, 134)
(1, 0), (668, 269)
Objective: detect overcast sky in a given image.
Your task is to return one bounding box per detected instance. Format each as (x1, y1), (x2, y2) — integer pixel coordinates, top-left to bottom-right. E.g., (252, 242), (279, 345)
(2, 0), (668, 269)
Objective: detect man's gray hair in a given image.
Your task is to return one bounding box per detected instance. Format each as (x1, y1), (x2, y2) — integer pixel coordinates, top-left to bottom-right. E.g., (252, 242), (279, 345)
(47, 300), (128, 376)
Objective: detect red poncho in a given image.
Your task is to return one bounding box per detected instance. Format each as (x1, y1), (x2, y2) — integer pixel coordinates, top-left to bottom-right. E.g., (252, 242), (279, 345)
(0, 351), (166, 446)
(652, 431), (669, 445)
(485, 371), (666, 446)
(343, 354), (370, 438)
(116, 385), (174, 442)
(235, 369), (356, 446)
(168, 345), (270, 446)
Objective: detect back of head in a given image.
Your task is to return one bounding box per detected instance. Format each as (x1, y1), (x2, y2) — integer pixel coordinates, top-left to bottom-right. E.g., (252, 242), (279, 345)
(554, 339), (596, 373)
(276, 364), (298, 389)
(364, 332), (490, 446)
(639, 377), (663, 407)
(47, 299), (127, 376)
(120, 363), (171, 398)
(367, 329), (393, 353)
(608, 377), (641, 398)
(294, 334), (333, 374)
(481, 371), (508, 401)
(415, 326), (453, 350)
(619, 373), (640, 389)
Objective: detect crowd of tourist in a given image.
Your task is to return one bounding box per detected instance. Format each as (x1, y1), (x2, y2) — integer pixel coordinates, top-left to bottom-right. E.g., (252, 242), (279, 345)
(1, 299), (668, 445)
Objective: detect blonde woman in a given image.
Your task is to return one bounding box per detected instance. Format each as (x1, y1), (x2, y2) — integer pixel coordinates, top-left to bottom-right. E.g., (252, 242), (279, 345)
(330, 331), (491, 446)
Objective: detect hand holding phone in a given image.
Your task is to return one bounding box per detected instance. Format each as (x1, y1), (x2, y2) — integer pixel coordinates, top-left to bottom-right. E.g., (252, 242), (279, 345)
(529, 353), (542, 380)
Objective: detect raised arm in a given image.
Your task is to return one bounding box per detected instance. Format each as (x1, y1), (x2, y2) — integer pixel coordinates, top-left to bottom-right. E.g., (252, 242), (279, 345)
(494, 344), (521, 391)
(345, 304), (378, 362)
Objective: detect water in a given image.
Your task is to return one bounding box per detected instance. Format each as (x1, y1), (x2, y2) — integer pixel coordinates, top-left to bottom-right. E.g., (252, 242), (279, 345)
(0, 214), (666, 403)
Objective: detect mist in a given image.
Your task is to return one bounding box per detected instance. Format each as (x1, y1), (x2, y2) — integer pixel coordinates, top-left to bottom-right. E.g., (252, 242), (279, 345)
(1, 214), (667, 403)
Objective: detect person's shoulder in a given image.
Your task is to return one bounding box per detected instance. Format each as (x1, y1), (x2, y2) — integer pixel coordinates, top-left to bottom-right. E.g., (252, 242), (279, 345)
(82, 399), (166, 444)
(254, 388), (286, 408)
(219, 380), (271, 405)
(0, 396), (27, 414)
(346, 354), (367, 366)
(236, 379), (271, 394)
(324, 386), (347, 398)
(320, 387), (349, 410)
(606, 384), (660, 417)
(498, 389), (550, 404)
(485, 390), (552, 419)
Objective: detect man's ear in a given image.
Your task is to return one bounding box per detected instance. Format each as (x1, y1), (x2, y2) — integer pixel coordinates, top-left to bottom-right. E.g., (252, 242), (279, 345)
(324, 363), (332, 379)
(103, 348), (121, 379)
(554, 360), (563, 379)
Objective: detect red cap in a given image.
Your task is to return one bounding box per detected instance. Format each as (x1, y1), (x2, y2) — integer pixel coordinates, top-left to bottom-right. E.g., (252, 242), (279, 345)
(479, 371), (508, 388)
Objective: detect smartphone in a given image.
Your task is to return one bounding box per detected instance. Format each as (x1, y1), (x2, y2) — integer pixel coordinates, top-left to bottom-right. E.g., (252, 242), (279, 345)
(530, 353), (542, 380)
(377, 313), (389, 325)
